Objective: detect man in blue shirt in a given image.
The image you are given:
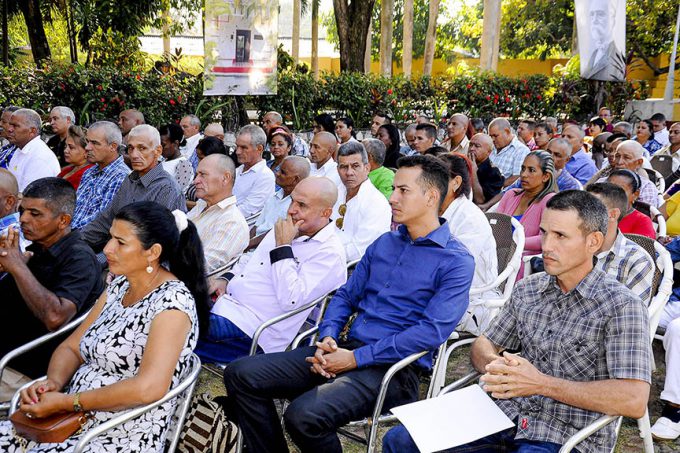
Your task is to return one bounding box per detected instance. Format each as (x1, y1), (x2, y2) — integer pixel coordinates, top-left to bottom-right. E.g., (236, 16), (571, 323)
(223, 155), (475, 453)
(563, 124), (597, 185)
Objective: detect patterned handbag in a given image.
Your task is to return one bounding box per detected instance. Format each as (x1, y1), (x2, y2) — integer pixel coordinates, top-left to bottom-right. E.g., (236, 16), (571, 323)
(177, 393), (238, 453)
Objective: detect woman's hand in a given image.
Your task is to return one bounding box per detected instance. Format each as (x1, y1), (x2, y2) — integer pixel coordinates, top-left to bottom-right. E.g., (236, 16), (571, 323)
(19, 391), (71, 419)
(20, 378), (62, 406)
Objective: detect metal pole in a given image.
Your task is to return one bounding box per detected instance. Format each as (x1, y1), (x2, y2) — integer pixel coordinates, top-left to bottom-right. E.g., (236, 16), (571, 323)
(664, 3), (680, 101)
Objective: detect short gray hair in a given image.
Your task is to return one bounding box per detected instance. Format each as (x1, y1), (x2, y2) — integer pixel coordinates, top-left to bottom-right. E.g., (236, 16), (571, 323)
(128, 124), (161, 148)
(89, 121), (122, 146)
(238, 124), (267, 149)
(548, 137), (572, 156)
(337, 141), (368, 164)
(183, 114), (201, 128)
(212, 154), (236, 181)
(13, 108), (42, 131)
(362, 138), (386, 166)
(488, 117), (512, 132)
(614, 121), (633, 136)
(51, 106), (76, 124)
(264, 111), (283, 124)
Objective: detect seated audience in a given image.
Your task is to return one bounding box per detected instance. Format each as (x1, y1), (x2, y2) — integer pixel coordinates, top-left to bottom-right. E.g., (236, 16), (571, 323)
(587, 183), (655, 306)
(517, 119), (538, 150)
(636, 119), (663, 156)
(424, 145), (448, 156)
(71, 121), (131, 230)
(0, 169), (27, 252)
(383, 190), (651, 453)
(364, 138), (394, 199)
(562, 124), (597, 185)
(46, 106), (75, 165)
(331, 141), (392, 262)
(197, 177), (346, 364)
(0, 106), (19, 169)
(117, 108), (145, 145)
(160, 123), (194, 192)
(184, 136), (228, 209)
(223, 155), (474, 453)
(607, 169), (656, 239)
(0, 201), (208, 451)
(651, 308), (680, 440)
(444, 114), (470, 154)
(404, 123), (418, 152)
(58, 125), (94, 189)
(608, 140), (659, 207)
(370, 111), (390, 138)
(661, 187), (680, 237)
(335, 117), (357, 144)
(588, 116), (607, 138)
(614, 120), (634, 139)
(439, 153), (499, 335)
(6, 108), (61, 192)
(533, 122), (553, 151)
(0, 178), (104, 380)
(377, 123), (410, 168)
(412, 123), (437, 154)
(545, 116), (559, 135)
(82, 125), (186, 257)
(598, 106), (615, 132)
(651, 112), (670, 146)
(471, 118), (485, 135)
(204, 122), (225, 142)
(312, 113), (336, 134)
(309, 131), (342, 187)
(587, 132), (627, 185)
(468, 133), (504, 208)
(488, 117), (530, 187)
(266, 125), (293, 181)
(179, 114), (203, 161)
(233, 124), (275, 217)
(252, 156), (310, 242)
(496, 151), (557, 277)
(187, 154), (248, 275)
(657, 122), (680, 186)
(262, 111), (309, 157)
(591, 131), (612, 169)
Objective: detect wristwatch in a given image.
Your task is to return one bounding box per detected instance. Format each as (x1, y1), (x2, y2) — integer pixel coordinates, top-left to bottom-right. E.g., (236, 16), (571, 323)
(73, 392), (83, 412)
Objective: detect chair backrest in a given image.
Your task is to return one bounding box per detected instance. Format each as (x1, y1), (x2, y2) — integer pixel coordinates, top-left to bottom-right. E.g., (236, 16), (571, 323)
(649, 205), (667, 237)
(633, 200), (652, 219)
(245, 211), (261, 228)
(651, 155), (673, 178)
(485, 213), (525, 294)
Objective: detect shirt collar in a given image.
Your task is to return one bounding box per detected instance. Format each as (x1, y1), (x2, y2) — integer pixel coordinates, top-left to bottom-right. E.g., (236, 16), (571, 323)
(296, 220), (336, 244)
(18, 135), (42, 153)
(275, 188), (289, 200)
(130, 162), (165, 187)
(94, 155), (125, 174)
(441, 196), (464, 221)
(596, 230), (626, 260)
(538, 266), (606, 301)
(27, 230), (80, 257)
(240, 159), (266, 175)
(216, 195), (237, 209)
(397, 218), (451, 248)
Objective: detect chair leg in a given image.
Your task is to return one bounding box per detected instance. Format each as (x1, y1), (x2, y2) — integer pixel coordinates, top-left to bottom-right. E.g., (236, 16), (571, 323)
(429, 338), (475, 398)
(637, 408), (654, 453)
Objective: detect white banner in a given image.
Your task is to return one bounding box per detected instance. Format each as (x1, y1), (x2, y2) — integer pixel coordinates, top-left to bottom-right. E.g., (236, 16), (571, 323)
(204, 0), (279, 95)
(576, 0), (626, 82)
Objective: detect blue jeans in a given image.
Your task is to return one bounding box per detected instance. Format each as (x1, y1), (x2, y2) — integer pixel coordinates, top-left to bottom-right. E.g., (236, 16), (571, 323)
(383, 425), (564, 453)
(194, 313), (261, 364)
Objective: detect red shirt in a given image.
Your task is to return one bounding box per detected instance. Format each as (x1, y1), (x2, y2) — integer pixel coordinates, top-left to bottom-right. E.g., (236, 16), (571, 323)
(58, 164), (94, 190)
(618, 209), (656, 239)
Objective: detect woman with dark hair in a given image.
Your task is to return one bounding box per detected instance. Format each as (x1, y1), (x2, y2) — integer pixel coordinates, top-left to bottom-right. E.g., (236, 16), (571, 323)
(185, 136), (228, 208)
(377, 124), (403, 169)
(636, 119), (663, 156)
(58, 125), (93, 189)
(267, 125), (293, 175)
(335, 117), (357, 144)
(533, 122), (553, 150)
(497, 150), (557, 278)
(439, 154), (499, 334)
(589, 116), (608, 137)
(608, 169), (656, 239)
(1, 201), (208, 452)
(312, 113), (335, 134)
(160, 123), (194, 192)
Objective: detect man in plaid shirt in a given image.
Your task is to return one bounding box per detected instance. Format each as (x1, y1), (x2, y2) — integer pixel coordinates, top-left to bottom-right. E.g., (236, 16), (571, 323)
(383, 190), (651, 453)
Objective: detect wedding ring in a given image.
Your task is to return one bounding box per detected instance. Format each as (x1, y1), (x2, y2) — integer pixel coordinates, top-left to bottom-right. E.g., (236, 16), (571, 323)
(25, 413), (33, 419)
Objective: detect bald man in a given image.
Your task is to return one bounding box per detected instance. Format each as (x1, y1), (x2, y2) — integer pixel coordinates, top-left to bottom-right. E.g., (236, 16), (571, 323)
(562, 124), (597, 185)
(188, 154), (249, 274)
(0, 169), (27, 251)
(262, 111), (310, 158)
(204, 123), (225, 142)
(118, 109), (145, 144)
(309, 132), (342, 187)
(196, 176), (347, 364)
(445, 113), (470, 154)
(488, 117), (530, 187)
(468, 133), (505, 207)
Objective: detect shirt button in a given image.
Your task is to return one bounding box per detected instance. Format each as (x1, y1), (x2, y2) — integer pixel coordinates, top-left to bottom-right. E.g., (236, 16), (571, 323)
(385, 282), (391, 287)
(240, 275), (244, 278)
(260, 262), (264, 265)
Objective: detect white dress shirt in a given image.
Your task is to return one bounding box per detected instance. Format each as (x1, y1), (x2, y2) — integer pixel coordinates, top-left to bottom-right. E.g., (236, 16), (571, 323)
(233, 159), (275, 217)
(180, 133), (203, 158)
(656, 127), (670, 147)
(310, 159), (342, 187)
(212, 222), (347, 352)
(187, 196), (249, 273)
(254, 189), (291, 236)
(330, 178), (391, 262)
(9, 136), (61, 192)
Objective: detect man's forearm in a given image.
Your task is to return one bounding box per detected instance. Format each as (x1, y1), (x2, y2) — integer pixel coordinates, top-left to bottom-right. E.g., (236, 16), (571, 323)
(503, 175), (519, 187)
(471, 179), (486, 204)
(11, 262), (73, 330)
(471, 336), (502, 373)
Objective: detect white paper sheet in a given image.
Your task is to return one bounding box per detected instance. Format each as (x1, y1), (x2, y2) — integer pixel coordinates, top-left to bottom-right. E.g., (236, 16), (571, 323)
(390, 384), (515, 453)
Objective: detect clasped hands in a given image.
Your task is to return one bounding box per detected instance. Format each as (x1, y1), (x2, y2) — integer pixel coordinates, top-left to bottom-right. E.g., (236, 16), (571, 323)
(480, 352), (546, 399)
(18, 378), (70, 419)
(0, 226), (31, 273)
(305, 336), (357, 379)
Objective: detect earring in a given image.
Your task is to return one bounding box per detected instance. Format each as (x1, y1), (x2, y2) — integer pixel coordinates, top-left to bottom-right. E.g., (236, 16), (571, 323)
(146, 264), (153, 274)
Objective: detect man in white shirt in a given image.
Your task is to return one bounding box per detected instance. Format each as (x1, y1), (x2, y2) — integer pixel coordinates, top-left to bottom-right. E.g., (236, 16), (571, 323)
(309, 131), (342, 187)
(196, 176), (346, 364)
(233, 124), (275, 217)
(651, 113), (670, 147)
(179, 114), (204, 160)
(188, 153), (249, 275)
(6, 109), (60, 192)
(488, 117), (530, 187)
(331, 141), (391, 262)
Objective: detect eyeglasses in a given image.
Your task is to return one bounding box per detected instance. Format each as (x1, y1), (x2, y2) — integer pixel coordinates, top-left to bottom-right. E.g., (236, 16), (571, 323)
(335, 203), (347, 229)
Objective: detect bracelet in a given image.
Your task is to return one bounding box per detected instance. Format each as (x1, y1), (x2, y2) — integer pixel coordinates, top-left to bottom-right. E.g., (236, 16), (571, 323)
(73, 392), (83, 412)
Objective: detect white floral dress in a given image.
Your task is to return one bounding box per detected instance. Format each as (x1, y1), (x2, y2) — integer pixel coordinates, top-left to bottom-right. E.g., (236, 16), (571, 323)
(0, 277), (198, 452)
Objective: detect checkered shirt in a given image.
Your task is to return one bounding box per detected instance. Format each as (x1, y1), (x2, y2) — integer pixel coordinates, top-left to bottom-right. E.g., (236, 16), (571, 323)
(0, 143), (17, 169)
(485, 268), (651, 453)
(71, 156), (131, 230)
(638, 177), (660, 207)
(489, 137), (530, 178)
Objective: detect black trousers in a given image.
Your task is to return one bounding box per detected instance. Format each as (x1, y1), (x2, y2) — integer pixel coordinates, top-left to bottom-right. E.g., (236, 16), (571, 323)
(223, 342), (421, 453)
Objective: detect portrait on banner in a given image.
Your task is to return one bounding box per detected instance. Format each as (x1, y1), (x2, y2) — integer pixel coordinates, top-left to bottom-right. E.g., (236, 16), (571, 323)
(576, 0), (626, 82)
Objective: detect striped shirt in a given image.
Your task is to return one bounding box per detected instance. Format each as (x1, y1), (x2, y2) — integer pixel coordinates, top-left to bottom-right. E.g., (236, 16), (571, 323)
(489, 137), (530, 178)
(187, 196), (249, 273)
(0, 143), (17, 169)
(485, 269), (651, 453)
(72, 156), (131, 230)
(595, 230), (655, 306)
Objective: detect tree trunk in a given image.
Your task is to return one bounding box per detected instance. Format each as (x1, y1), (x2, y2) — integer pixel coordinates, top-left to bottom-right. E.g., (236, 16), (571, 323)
(162, 7), (171, 56)
(333, 0), (376, 72)
(365, 20), (372, 73)
(311, 0), (319, 79)
(379, 0), (394, 75)
(292, 0), (301, 63)
(66, 0), (79, 63)
(422, 0), (440, 76)
(19, 0), (51, 67)
(480, 0), (501, 71)
(402, 0), (413, 77)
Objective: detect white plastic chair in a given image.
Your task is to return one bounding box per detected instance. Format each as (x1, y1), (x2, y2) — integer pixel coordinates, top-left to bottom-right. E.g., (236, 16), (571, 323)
(205, 255), (240, 279)
(649, 205), (667, 238)
(244, 211), (261, 229)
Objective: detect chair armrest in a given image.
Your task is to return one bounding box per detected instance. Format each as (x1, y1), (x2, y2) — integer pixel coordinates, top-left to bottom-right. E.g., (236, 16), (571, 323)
(249, 294), (327, 355)
(206, 256), (240, 279)
(291, 326), (319, 349)
(439, 372), (481, 395)
(469, 263), (517, 296)
(10, 376), (47, 415)
(558, 415), (620, 453)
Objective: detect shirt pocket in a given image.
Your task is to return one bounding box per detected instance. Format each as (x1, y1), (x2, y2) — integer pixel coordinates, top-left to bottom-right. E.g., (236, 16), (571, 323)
(559, 337), (600, 381)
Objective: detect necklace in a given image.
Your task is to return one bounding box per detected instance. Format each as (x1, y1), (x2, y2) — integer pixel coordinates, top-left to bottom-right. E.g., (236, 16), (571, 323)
(122, 268), (163, 308)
